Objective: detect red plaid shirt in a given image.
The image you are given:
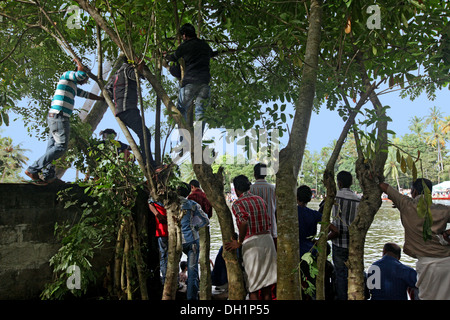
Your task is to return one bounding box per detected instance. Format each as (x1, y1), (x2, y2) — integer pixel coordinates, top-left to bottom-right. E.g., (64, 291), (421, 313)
(188, 188), (213, 218)
(232, 191), (271, 240)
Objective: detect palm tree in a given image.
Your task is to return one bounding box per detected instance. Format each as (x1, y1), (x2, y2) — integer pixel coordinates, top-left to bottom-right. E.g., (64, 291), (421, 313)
(424, 107), (446, 182)
(0, 136), (29, 182)
(408, 115), (426, 140)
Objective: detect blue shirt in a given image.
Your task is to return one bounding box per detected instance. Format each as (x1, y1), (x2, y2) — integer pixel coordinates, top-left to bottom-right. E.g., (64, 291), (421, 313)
(298, 206), (322, 258)
(369, 255), (417, 300)
(179, 197), (209, 244)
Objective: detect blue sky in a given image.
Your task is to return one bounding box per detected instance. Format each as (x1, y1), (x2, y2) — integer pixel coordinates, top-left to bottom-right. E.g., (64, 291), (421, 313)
(2, 80), (449, 182)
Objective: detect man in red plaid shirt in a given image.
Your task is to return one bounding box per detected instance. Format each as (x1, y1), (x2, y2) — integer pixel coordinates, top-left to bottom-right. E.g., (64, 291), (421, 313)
(225, 175), (277, 300)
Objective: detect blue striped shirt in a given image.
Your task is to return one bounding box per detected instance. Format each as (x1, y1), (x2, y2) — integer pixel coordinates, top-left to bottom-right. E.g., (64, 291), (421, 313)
(49, 71), (89, 117)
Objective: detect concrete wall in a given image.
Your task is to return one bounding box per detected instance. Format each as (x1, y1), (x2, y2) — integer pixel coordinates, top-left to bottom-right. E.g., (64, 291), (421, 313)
(0, 183), (84, 299)
(0, 183), (160, 300)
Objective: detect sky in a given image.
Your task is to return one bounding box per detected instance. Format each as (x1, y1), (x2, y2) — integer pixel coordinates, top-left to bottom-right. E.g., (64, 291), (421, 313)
(2, 79), (449, 183)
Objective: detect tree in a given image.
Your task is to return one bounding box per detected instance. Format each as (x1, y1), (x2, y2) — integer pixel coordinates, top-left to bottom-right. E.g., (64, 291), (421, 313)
(425, 106), (446, 180)
(0, 135), (29, 182)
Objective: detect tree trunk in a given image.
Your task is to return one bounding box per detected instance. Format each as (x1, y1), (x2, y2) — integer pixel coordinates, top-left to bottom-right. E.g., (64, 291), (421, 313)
(275, 0), (322, 300)
(347, 53), (388, 300)
(315, 84), (377, 299)
(162, 200), (183, 300)
(193, 164), (247, 300)
(199, 226), (212, 300)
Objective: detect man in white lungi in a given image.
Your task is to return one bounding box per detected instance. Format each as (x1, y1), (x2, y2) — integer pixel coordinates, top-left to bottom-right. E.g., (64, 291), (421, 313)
(225, 175), (277, 300)
(379, 178), (450, 300)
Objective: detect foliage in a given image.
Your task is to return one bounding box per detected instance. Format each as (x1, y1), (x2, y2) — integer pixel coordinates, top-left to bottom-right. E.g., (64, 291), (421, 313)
(41, 131), (144, 299)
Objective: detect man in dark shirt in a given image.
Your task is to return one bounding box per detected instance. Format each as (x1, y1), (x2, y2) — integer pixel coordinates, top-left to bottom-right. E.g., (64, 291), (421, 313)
(105, 59), (156, 167)
(165, 23), (217, 125)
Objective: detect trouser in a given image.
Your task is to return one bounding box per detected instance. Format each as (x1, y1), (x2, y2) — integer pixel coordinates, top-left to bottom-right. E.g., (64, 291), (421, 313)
(117, 109), (155, 166)
(182, 239), (200, 300)
(332, 244), (349, 300)
(158, 237), (168, 284)
(416, 256), (450, 300)
(27, 113), (70, 180)
(177, 83), (210, 122)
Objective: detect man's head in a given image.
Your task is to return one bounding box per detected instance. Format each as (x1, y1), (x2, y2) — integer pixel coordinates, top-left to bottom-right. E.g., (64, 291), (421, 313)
(382, 242), (401, 260)
(177, 182), (191, 198)
(74, 62), (89, 85)
(337, 170), (353, 189)
(179, 23), (196, 39)
(100, 128), (117, 141)
(297, 185), (312, 205)
(189, 179), (200, 190)
(254, 163), (267, 180)
(411, 178), (433, 198)
(233, 175), (251, 196)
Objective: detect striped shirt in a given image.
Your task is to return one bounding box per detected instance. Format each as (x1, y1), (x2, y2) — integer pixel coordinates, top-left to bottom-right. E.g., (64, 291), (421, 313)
(331, 188), (361, 248)
(49, 71), (90, 117)
(250, 179), (277, 238)
(232, 191), (271, 240)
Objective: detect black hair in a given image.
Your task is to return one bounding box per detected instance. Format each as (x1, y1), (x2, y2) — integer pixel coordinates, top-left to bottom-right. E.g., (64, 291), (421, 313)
(254, 163), (267, 180)
(99, 128), (117, 140)
(412, 178), (433, 195)
(297, 185), (312, 204)
(232, 175), (251, 193)
(177, 182), (191, 197)
(189, 179), (200, 188)
(383, 243), (401, 260)
(180, 261), (187, 271)
(179, 23), (196, 38)
(337, 170), (353, 188)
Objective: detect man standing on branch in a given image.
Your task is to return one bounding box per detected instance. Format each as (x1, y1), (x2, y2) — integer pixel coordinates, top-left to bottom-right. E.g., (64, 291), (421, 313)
(105, 57), (157, 168)
(25, 59), (104, 185)
(165, 23), (217, 131)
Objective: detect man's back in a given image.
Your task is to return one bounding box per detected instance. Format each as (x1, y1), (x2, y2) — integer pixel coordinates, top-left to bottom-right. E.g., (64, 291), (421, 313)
(385, 185), (450, 258)
(232, 191), (271, 240)
(370, 255), (417, 300)
(180, 197), (209, 244)
(188, 188), (212, 218)
(331, 188), (361, 248)
(170, 38), (213, 86)
(250, 180), (277, 238)
(106, 63), (138, 114)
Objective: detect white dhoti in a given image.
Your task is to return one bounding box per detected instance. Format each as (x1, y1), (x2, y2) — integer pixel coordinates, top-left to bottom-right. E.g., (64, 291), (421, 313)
(242, 233), (277, 293)
(416, 256), (450, 300)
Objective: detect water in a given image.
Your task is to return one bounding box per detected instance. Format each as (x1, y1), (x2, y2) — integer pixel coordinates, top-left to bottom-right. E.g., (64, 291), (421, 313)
(208, 199), (450, 271)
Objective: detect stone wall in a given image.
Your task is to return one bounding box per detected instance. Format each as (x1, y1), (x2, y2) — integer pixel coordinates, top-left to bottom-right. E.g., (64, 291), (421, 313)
(0, 183), (159, 300)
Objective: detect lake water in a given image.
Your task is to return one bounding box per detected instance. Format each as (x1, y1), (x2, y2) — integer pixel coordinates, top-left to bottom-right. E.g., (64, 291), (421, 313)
(208, 199), (450, 271)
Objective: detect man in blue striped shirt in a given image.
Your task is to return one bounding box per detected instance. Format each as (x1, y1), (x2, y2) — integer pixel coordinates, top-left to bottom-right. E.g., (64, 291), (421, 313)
(25, 60), (104, 185)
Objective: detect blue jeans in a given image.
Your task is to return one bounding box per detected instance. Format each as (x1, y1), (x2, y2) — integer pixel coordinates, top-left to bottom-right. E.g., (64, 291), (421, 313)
(332, 244), (349, 300)
(158, 237), (168, 284)
(182, 239), (200, 300)
(117, 109), (155, 166)
(27, 114), (70, 180)
(177, 83), (210, 121)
